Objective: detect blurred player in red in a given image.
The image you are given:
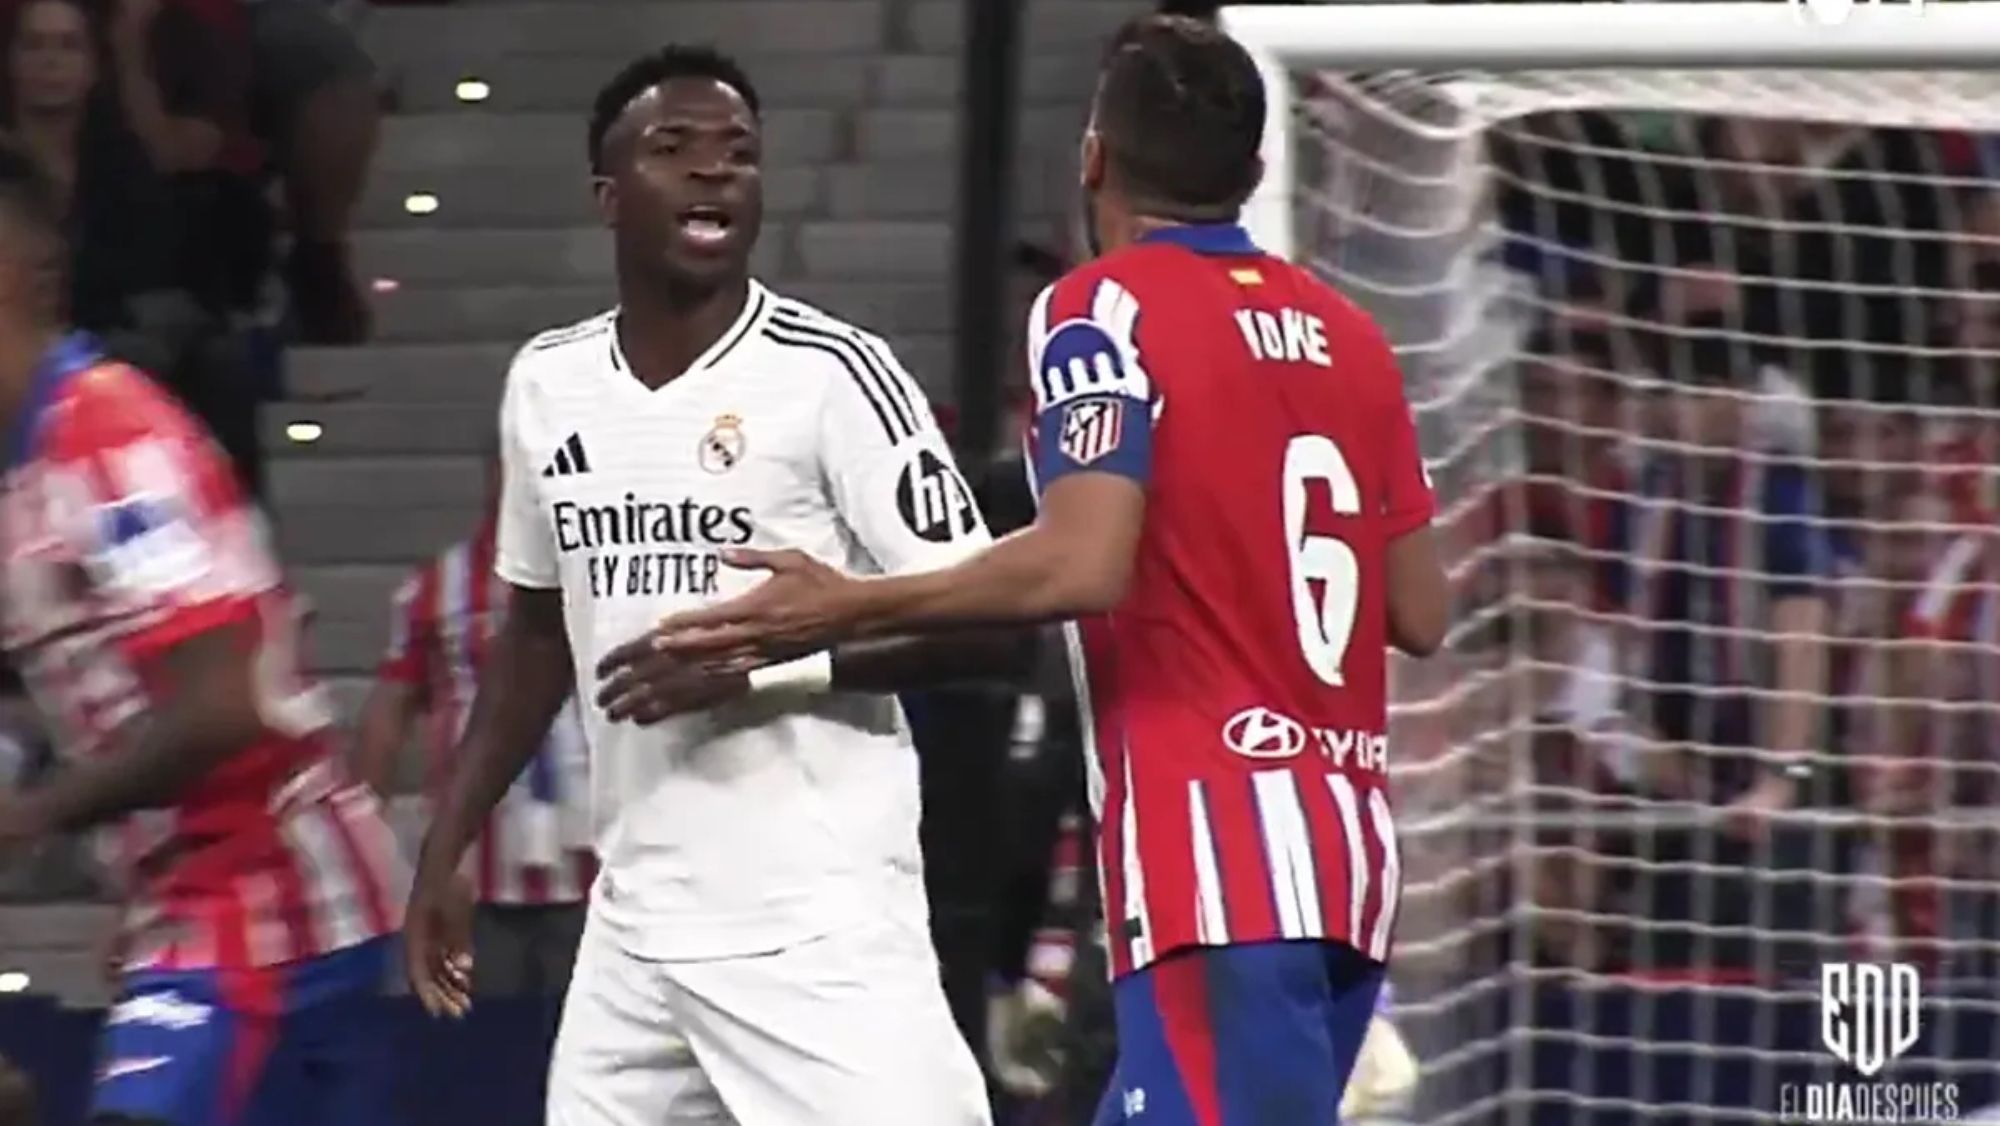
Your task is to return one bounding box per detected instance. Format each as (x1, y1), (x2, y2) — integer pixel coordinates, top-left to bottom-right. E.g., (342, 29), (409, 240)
(638, 16), (1447, 1123)
(0, 143), (405, 1125)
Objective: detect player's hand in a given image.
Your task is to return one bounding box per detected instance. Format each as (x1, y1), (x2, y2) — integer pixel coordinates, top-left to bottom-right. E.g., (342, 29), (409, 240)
(404, 868), (475, 1019)
(649, 548), (869, 659)
(1722, 772), (1797, 842)
(986, 978), (1068, 1099)
(593, 637), (751, 725)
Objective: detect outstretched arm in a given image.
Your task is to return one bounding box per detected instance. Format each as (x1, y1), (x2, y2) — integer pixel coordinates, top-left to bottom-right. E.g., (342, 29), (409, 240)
(0, 621), (273, 841)
(847, 471), (1146, 633)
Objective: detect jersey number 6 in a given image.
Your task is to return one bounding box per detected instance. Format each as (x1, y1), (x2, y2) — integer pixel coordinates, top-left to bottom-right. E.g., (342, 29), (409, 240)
(1282, 435), (1362, 687)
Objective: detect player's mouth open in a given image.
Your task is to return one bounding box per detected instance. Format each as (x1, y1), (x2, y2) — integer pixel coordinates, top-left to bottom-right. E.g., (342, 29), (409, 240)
(679, 206), (733, 247)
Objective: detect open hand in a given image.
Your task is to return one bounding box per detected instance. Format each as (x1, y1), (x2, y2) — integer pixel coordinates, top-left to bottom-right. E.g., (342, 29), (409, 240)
(594, 634), (750, 725)
(648, 548), (870, 660)
(404, 869), (475, 1019)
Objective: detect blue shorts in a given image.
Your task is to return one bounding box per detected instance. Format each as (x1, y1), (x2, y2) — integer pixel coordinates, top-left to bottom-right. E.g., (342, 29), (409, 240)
(1093, 940), (1385, 1126)
(90, 937), (397, 1126)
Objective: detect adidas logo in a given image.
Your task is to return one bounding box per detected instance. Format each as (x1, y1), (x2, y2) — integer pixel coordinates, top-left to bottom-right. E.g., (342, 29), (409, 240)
(542, 433), (592, 478)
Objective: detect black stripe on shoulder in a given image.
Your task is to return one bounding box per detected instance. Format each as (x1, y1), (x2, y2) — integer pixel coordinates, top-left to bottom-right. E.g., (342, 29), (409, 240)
(760, 325), (907, 442)
(766, 310), (920, 437)
(701, 289), (767, 371)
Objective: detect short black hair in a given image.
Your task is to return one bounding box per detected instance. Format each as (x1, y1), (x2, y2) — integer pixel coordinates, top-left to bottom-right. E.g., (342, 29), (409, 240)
(587, 45), (761, 175)
(1094, 15), (1266, 219)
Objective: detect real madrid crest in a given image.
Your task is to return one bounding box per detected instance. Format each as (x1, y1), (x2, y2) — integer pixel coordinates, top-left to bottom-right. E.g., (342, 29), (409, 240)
(698, 413), (746, 474)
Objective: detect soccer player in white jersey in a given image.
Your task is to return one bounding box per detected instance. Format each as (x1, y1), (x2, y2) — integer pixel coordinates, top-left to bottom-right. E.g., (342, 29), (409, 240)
(402, 47), (1026, 1126)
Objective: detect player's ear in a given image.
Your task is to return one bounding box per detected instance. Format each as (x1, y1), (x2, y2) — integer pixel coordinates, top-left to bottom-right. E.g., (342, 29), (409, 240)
(591, 175), (618, 228)
(1079, 131), (1106, 193)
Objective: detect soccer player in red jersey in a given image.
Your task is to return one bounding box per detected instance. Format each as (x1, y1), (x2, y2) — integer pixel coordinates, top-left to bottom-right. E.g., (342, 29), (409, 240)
(0, 143), (405, 1125)
(637, 16), (1448, 1123)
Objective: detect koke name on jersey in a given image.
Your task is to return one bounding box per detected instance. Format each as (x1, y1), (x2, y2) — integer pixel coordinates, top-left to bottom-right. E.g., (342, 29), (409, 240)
(1234, 307), (1333, 368)
(552, 491), (753, 600)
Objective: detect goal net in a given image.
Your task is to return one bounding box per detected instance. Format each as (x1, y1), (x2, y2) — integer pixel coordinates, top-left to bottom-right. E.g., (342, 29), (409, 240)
(1223, 4), (2000, 1123)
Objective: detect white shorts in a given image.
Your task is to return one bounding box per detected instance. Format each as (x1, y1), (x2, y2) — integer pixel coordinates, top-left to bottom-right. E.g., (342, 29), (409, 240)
(545, 900), (992, 1126)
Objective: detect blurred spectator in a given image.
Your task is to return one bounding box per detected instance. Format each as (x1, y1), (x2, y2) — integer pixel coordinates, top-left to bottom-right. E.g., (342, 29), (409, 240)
(1854, 518), (2000, 970)
(1, 0), (173, 335)
(352, 455), (594, 998)
(1586, 305), (1840, 978)
(0, 0), (270, 492)
(243, 0), (380, 344)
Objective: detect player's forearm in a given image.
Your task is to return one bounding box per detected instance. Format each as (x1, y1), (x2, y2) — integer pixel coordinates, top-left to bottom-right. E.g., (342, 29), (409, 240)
(351, 685), (418, 796)
(16, 628), (262, 834)
(1767, 594), (1829, 768)
(417, 596), (572, 879)
(854, 524), (1130, 635)
(827, 628), (1040, 695)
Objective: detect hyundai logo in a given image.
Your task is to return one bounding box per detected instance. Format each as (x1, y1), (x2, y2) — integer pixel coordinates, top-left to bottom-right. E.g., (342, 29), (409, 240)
(1221, 707), (1307, 760)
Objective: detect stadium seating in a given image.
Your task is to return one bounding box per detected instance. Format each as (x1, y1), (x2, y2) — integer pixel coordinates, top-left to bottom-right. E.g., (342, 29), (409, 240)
(271, 0), (1138, 715)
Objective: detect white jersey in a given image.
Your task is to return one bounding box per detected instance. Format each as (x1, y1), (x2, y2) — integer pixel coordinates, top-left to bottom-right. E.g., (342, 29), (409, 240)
(495, 282), (991, 960)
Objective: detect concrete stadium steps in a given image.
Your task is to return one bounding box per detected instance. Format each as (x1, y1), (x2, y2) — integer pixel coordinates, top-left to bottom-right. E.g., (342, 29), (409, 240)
(356, 158), (1071, 231)
(375, 106), (1081, 175)
(368, 286), (611, 345)
(296, 563), (407, 675)
(0, 904), (117, 1007)
(391, 52), (1107, 117)
(363, 281), (952, 346)
(909, 0), (1143, 52)
(275, 505), (470, 565)
(285, 332), (953, 407)
(265, 404), (493, 457)
(358, 164), (812, 230)
(270, 456), (490, 511)
(357, 1), (889, 66)
(288, 344), (515, 403)
(378, 110), (842, 173)
(355, 221), (963, 289)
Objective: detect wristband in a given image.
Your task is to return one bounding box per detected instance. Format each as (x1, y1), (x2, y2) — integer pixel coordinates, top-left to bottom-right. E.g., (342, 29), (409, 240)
(747, 650), (834, 695)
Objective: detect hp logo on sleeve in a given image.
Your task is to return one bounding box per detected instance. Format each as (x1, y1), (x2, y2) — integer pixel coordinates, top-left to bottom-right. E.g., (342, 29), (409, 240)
(895, 449), (978, 543)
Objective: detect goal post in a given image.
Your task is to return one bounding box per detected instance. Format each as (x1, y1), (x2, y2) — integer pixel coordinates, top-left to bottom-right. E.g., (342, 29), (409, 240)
(1221, 4), (2000, 1122)
(1226, 2), (2000, 260)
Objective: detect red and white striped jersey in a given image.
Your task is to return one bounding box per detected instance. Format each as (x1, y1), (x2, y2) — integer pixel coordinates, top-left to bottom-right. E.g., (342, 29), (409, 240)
(1906, 531), (2000, 698)
(1025, 226), (1428, 978)
(1928, 431), (1997, 531)
(379, 525), (594, 905)
(0, 339), (404, 970)
(1907, 532), (2000, 641)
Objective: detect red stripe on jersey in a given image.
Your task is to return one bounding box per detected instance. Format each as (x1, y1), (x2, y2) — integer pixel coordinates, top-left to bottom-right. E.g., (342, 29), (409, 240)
(1202, 775), (1280, 950)
(1296, 771), (1355, 950)
(268, 819), (315, 964)
(321, 784), (396, 939)
(401, 526), (590, 907)
(218, 963), (284, 1120)
(1152, 954), (1225, 1126)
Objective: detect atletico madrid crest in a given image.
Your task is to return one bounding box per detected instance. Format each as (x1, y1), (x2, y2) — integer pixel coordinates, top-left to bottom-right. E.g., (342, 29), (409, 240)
(1060, 398), (1125, 466)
